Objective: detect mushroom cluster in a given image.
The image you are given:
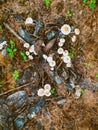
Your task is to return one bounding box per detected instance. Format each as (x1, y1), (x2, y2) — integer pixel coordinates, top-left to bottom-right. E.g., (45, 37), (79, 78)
(43, 54), (56, 71)
(37, 84), (51, 97)
(23, 43), (37, 60)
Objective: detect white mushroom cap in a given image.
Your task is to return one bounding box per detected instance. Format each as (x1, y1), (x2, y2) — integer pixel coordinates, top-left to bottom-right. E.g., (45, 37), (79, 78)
(23, 43), (30, 48)
(59, 38), (65, 43)
(1, 41), (7, 46)
(49, 60), (56, 67)
(58, 42), (64, 47)
(71, 35), (77, 42)
(44, 84), (51, 91)
(28, 55), (33, 60)
(63, 50), (69, 56)
(0, 44), (3, 50)
(74, 28), (80, 35)
(29, 45), (35, 53)
(47, 56), (53, 63)
(66, 62), (72, 67)
(30, 112), (36, 118)
(50, 67), (54, 71)
(26, 51), (30, 56)
(57, 48), (64, 54)
(44, 90), (51, 97)
(25, 17), (33, 24)
(63, 56), (71, 63)
(43, 54), (48, 60)
(75, 89), (81, 98)
(37, 88), (45, 96)
(61, 24), (71, 35)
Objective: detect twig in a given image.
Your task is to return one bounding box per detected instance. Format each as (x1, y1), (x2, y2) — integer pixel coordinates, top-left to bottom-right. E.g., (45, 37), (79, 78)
(3, 22), (28, 44)
(0, 82), (33, 97)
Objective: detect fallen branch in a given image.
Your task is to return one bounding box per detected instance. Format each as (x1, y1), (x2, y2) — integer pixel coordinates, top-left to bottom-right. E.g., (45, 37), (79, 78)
(3, 22), (28, 44)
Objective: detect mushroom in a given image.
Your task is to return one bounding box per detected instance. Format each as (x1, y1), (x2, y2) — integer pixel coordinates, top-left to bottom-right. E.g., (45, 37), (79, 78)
(49, 60), (56, 67)
(28, 55), (33, 60)
(71, 35), (77, 42)
(43, 54), (48, 60)
(50, 67), (54, 71)
(61, 24), (71, 35)
(74, 28), (80, 35)
(37, 88), (45, 96)
(66, 62), (72, 67)
(25, 17), (33, 24)
(63, 56), (71, 63)
(57, 48), (64, 54)
(23, 43), (30, 48)
(58, 42), (64, 47)
(44, 90), (51, 97)
(59, 38), (65, 43)
(47, 56), (53, 63)
(29, 45), (35, 53)
(44, 84), (51, 91)
(26, 51), (30, 56)
(63, 50), (69, 56)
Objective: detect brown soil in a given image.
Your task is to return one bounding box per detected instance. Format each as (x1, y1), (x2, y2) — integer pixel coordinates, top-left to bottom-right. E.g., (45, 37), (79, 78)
(0, 0), (98, 130)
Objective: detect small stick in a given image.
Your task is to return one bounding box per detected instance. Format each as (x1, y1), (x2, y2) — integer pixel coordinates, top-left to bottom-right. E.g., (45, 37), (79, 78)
(0, 82), (33, 97)
(3, 22), (28, 44)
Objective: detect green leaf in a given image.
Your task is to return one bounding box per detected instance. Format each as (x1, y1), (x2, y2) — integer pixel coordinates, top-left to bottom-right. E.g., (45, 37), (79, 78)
(68, 53), (74, 59)
(84, 62), (90, 67)
(9, 52), (14, 57)
(96, 74), (98, 78)
(67, 10), (72, 17)
(23, 56), (28, 60)
(89, 3), (95, 8)
(13, 70), (19, 80)
(83, 0), (88, 2)
(50, 88), (56, 94)
(7, 47), (12, 53)
(20, 52), (25, 56)
(13, 48), (17, 52)
(45, 0), (50, 7)
(10, 40), (15, 48)
(81, 89), (85, 95)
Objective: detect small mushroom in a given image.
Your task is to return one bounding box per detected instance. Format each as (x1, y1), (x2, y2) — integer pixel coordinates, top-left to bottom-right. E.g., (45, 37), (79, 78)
(44, 84), (51, 91)
(47, 56), (53, 63)
(49, 60), (56, 67)
(71, 35), (77, 42)
(28, 55), (33, 60)
(57, 48), (64, 54)
(58, 42), (64, 47)
(44, 90), (51, 97)
(43, 54), (48, 60)
(29, 45), (34, 53)
(62, 56), (71, 63)
(63, 50), (69, 56)
(23, 43), (30, 48)
(26, 51), (30, 56)
(66, 62), (72, 67)
(61, 24), (71, 35)
(37, 88), (45, 96)
(25, 17), (33, 24)
(59, 38), (65, 43)
(74, 28), (80, 35)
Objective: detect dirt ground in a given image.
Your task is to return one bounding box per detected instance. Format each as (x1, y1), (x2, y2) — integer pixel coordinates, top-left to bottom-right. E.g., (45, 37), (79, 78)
(0, 0), (98, 130)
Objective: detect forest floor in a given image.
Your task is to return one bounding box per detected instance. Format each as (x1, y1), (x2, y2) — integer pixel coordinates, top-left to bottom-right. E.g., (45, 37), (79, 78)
(0, 0), (98, 130)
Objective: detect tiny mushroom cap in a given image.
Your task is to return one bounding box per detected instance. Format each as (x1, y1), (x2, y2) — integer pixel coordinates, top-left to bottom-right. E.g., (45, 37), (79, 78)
(29, 45), (35, 53)
(44, 90), (51, 97)
(61, 24), (71, 35)
(43, 54), (48, 60)
(59, 38), (65, 43)
(25, 17), (33, 24)
(58, 42), (64, 47)
(30, 112), (36, 118)
(63, 50), (69, 56)
(71, 35), (77, 42)
(50, 67), (54, 71)
(74, 28), (80, 35)
(44, 84), (51, 91)
(0, 44), (3, 50)
(24, 43), (30, 48)
(47, 56), (53, 63)
(49, 60), (56, 67)
(26, 51), (30, 56)
(37, 88), (45, 96)
(63, 56), (71, 63)
(66, 62), (72, 67)
(28, 55), (33, 60)
(57, 48), (64, 54)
